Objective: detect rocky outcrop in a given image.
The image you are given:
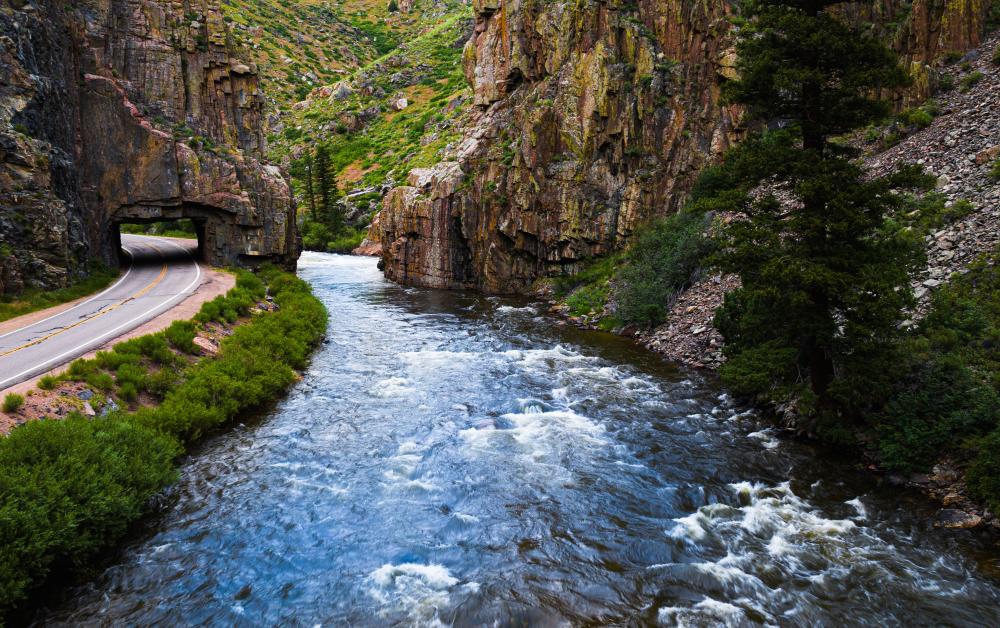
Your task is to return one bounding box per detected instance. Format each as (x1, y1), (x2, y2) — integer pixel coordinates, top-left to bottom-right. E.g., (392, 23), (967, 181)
(379, 0), (743, 292)
(378, 0), (994, 293)
(0, 0), (297, 296)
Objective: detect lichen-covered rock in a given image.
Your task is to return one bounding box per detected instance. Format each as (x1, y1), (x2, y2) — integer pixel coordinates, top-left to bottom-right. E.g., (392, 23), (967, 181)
(381, 0), (743, 292)
(0, 0), (297, 296)
(379, 0), (992, 293)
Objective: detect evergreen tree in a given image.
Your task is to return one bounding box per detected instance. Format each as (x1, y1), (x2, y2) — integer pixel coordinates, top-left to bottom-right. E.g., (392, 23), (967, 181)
(711, 0), (925, 426)
(312, 144), (344, 233)
(313, 144), (334, 218)
(289, 152), (317, 221)
(723, 0), (909, 154)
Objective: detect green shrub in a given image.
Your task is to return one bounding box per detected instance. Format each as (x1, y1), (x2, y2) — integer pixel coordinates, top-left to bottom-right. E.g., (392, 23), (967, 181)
(114, 334), (174, 365)
(327, 227), (365, 253)
(115, 363), (147, 390)
(2, 394), (24, 414)
(898, 106), (934, 129)
(0, 415), (178, 612)
(0, 267), (327, 617)
(993, 47), (1000, 66)
(145, 369), (180, 399)
(86, 372), (114, 392)
(614, 211), (714, 326)
(990, 159), (1000, 181)
(118, 382), (139, 402)
(566, 284), (608, 316)
(876, 357), (998, 471)
(967, 431), (1000, 513)
(165, 320), (198, 354)
(959, 71), (983, 92)
(94, 349), (140, 371)
(67, 358), (97, 381)
(37, 376), (57, 391)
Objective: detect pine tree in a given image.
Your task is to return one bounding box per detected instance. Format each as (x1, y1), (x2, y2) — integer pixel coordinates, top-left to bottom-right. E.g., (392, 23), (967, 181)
(302, 152), (318, 221)
(313, 144), (334, 220)
(723, 0), (909, 154)
(312, 144), (344, 232)
(711, 0), (925, 426)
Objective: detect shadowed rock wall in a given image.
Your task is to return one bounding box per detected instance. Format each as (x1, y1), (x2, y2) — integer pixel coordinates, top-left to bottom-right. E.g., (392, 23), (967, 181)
(378, 0), (994, 293)
(0, 0), (298, 295)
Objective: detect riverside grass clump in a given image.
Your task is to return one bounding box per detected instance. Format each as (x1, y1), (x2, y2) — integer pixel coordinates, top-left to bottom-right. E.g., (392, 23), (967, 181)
(0, 267), (327, 618)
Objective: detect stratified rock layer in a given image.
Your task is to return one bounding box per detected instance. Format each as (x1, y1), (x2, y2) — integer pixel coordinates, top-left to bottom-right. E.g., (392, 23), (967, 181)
(0, 0), (297, 295)
(378, 0), (993, 293)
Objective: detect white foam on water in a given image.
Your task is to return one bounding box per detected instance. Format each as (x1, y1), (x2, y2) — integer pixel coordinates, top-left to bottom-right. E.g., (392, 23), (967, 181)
(667, 511), (710, 542)
(367, 563), (469, 625)
(747, 429), (780, 450)
(845, 497), (867, 520)
(657, 597), (749, 627)
(370, 377), (417, 398)
(503, 345), (599, 367)
(382, 443), (437, 491)
(460, 409), (606, 465)
(496, 305), (536, 314)
(399, 350), (478, 373)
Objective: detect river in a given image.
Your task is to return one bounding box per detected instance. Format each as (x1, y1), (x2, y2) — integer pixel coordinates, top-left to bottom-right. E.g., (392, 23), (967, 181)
(42, 253), (1000, 625)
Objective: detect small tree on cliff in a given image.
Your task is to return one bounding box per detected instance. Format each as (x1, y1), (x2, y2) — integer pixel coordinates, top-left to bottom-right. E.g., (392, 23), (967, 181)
(711, 0), (923, 430)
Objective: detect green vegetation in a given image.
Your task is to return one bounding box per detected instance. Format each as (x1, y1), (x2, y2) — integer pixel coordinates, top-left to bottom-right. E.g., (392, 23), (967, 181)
(990, 158), (1000, 181)
(1, 394), (23, 414)
(877, 252), (1000, 511)
(120, 219), (198, 239)
(0, 265), (118, 324)
(272, 10), (472, 231)
(711, 0), (915, 429)
(959, 70), (984, 92)
(614, 212), (715, 326)
(0, 266), (326, 617)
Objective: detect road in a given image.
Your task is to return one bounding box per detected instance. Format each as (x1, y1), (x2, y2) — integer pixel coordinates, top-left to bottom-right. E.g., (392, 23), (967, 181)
(0, 234), (202, 390)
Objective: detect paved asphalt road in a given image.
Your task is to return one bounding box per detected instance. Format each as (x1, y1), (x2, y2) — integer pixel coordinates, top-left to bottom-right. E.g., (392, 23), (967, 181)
(0, 234), (202, 390)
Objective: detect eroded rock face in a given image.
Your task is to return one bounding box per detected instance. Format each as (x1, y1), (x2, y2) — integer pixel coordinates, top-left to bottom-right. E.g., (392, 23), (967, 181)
(378, 0), (992, 293)
(379, 0), (743, 292)
(0, 0), (297, 295)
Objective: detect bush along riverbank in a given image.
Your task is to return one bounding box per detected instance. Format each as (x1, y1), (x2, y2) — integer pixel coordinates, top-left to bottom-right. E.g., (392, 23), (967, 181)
(0, 266), (327, 619)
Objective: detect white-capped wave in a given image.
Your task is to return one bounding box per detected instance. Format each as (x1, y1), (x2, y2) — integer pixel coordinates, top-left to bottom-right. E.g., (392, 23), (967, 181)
(370, 377), (417, 398)
(368, 563), (471, 624)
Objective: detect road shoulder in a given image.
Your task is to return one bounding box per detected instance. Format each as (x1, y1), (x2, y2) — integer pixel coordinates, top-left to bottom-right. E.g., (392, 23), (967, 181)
(0, 266), (235, 405)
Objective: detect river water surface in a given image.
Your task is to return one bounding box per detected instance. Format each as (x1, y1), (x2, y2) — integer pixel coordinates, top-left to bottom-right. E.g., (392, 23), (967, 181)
(44, 253), (1000, 625)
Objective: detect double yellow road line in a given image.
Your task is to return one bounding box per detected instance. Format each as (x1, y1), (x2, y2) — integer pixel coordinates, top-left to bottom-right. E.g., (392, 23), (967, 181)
(0, 247), (169, 359)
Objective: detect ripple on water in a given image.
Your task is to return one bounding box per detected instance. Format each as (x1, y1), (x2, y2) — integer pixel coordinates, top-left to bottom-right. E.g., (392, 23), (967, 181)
(38, 254), (1000, 626)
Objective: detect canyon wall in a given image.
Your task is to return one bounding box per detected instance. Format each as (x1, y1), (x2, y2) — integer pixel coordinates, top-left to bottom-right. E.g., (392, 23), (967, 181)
(0, 0), (298, 296)
(378, 0), (995, 293)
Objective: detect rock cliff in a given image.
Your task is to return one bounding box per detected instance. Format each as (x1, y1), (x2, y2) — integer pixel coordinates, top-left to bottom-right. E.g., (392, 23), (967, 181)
(0, 0), (298, 296)
(377, 0), (995, 293)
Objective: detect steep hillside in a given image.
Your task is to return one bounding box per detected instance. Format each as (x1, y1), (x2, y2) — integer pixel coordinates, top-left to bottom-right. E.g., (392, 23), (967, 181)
(375, 0), (997, 293)
(265, 3), (474, 249)
(221, 0), (464, 110)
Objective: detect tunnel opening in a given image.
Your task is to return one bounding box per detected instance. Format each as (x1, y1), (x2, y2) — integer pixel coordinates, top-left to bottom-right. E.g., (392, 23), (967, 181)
(113, 218), (207, 268)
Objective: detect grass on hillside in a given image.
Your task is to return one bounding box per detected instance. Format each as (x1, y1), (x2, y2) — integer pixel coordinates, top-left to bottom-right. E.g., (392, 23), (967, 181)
(272, 10), (473, 204)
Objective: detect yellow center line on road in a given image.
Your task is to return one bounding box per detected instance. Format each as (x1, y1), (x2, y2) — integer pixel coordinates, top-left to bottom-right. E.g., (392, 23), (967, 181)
(0, 248), (169, 359)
